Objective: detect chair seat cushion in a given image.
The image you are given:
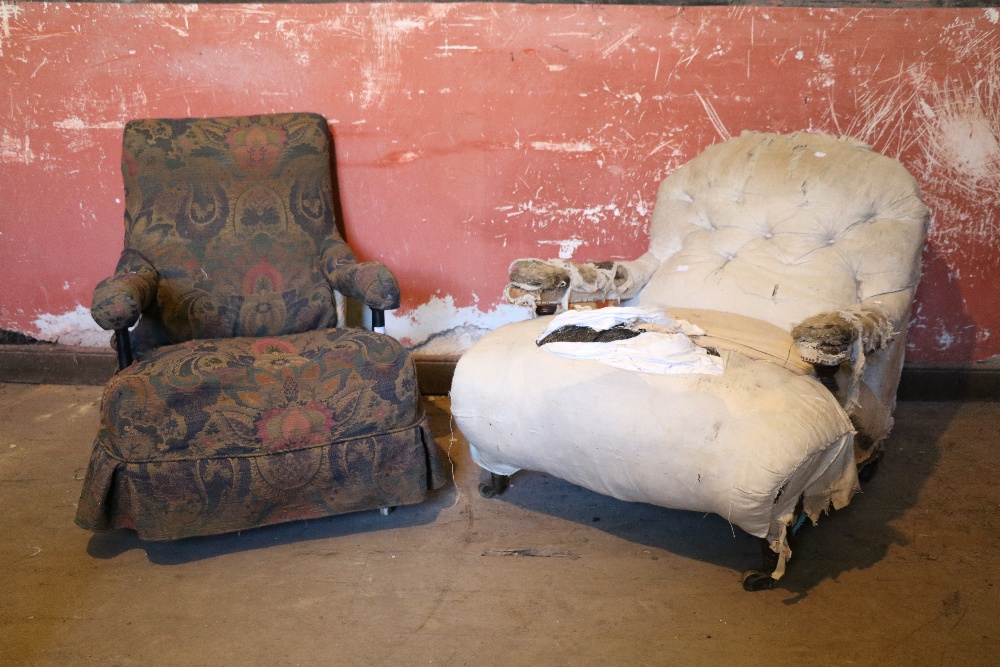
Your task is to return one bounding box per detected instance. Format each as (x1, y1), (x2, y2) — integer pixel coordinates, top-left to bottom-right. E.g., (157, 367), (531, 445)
(451, 313), (859, 574)
(76, 328), (444, 539)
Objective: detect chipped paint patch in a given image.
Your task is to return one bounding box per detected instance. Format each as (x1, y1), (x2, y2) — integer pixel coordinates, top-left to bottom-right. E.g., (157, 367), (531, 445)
(32, 305), (108, 347)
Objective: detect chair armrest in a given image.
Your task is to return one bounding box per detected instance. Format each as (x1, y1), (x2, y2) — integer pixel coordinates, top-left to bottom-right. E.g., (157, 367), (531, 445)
(504, 252), (659, 309)
(321, 240), (401, 310)
(791, 301), (897, 367)
(91, 251), (159, 331)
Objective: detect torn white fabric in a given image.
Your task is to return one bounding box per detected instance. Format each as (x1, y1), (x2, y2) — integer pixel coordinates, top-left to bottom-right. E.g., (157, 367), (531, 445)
(536, 307), (723, 375)
(542, 334), (724, 376)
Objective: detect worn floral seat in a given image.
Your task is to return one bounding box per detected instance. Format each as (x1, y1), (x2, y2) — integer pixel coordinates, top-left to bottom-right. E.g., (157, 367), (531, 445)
(76, 113), (444, 540)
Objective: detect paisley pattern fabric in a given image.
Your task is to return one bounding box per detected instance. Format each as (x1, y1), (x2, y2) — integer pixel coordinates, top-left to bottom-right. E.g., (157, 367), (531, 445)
(91, 113), (400, 344)
(78, 114), (440, 539)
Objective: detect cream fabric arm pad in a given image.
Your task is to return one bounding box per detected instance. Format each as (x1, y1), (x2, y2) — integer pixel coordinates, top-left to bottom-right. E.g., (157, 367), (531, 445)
(791, 288), (914, 416)
(505, 252), (660, 308)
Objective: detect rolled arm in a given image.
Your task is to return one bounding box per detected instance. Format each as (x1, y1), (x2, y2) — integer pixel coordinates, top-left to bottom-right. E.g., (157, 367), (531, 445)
(91, 250), (159, 331)
(791, 301), (897, 367)
(321, 240), (400, 310)
(504, 252), (659, 309)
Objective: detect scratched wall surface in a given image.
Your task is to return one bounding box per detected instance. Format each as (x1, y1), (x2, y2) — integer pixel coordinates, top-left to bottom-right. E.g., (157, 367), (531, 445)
(1, 3), (998, 362)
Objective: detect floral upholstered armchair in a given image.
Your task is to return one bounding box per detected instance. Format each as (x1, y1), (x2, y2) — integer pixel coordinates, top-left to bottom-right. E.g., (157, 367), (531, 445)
(76, 113), (444, 540)
(452, 132), (929, 589)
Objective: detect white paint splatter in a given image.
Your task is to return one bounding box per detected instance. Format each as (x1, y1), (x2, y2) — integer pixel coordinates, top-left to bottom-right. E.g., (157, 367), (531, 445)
(32, 304), (109, 347)
(923, 74), (1000, 190)
(937, 113), (998, 175)
(436, 44), (479, 52)
(1, 131), (33, 164)
(694, 91), (731, 141)
(602, 26), (640, 59)
(53, 118), (124, 131)
(361, 5), (435, 110)
(0, 1), (22, 58)
(985, 8), (999, 25)
(936, 328), (955, 350)
(539, 238), (584, 259)
(530, 141), (595, 153)
(393, 18), (428, 32)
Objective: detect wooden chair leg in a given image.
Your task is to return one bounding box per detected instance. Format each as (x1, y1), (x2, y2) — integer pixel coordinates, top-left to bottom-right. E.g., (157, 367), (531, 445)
(742, 497), (806, 591)
(742, 538), (780, 591)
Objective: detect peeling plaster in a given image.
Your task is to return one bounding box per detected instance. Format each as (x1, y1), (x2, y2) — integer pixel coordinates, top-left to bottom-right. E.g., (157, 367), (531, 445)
(387, 295), (530, 350)
(32, 305), (108, 347)
(409, 324), (491, 355)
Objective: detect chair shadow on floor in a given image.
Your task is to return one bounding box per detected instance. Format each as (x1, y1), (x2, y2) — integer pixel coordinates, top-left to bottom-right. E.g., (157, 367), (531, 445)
(85, 482), (455, 565)
(482, 400), (960, 602)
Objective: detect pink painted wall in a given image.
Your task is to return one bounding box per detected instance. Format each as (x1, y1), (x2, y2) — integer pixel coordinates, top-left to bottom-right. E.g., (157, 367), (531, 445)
(1, 3), (998, 362)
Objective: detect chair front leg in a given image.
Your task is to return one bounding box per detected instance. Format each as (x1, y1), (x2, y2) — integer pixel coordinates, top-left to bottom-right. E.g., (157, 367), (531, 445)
(371, 309), (385, 334)
(478, 472), (510, 498)
(114, 328), (133, 371)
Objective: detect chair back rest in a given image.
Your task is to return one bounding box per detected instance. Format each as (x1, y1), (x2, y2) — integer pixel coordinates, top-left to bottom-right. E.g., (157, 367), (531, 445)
(637, 132), (929, 331)
(121, 113), (338, 342)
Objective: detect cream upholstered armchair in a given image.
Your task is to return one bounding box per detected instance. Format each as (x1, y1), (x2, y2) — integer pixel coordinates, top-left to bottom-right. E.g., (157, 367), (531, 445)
(451, 131), (929, 589)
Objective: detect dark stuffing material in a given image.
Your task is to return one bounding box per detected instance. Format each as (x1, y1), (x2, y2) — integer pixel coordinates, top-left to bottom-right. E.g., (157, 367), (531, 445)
(537, 323), (642, 346)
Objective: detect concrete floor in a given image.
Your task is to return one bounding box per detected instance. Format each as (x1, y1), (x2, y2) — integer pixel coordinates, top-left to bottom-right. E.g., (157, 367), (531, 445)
(1, 382), (998, 666)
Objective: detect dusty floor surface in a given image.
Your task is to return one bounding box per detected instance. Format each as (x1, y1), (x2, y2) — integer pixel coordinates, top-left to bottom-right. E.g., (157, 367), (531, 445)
(1, 382), (998, 666)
